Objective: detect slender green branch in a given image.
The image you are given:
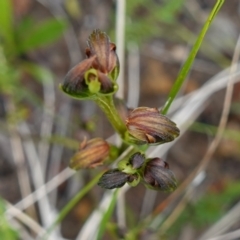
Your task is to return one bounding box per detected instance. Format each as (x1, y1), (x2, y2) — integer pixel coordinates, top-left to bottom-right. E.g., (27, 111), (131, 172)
(42, 171), (102, 240)
(161, 0), (225, 115)
(94, 96), (127, 137)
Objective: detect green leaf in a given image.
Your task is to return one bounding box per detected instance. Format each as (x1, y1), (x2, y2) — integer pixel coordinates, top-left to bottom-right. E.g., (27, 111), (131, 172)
(16, 18), (67, 53)
(0, 1), (15, 54)
(0, 199), (19, 240)
(97, 189), (118, 240)
(20, 62), (54, 84)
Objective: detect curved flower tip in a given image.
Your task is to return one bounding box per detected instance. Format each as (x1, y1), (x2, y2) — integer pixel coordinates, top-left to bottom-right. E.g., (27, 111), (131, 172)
(61, 29), (119, 99)
(69, 138), (110, 170)
(98, 169), (139, 189)
(143, 157), (177, 191)
(126, 107), (180, 145)
(128, 152), (145, 169)
(98, 169), (130, 189)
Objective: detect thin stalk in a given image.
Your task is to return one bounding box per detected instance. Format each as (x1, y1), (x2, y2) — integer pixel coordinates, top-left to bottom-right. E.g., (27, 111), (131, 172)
(42, 171), (102, 240)
(94, 96), (127, 137)
(161, 0), (225, 115)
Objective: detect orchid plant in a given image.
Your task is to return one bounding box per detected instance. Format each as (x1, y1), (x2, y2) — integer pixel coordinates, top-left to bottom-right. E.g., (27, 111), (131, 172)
(43, 0), (225, 238)
(61, 29), (180, 191)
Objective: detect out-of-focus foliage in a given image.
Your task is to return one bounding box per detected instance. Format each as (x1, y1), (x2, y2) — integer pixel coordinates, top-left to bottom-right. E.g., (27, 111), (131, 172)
(166, 181), (240, 236)
(125, 0), (185, 44)
(0, 0), (67, 103)
(0, 198), (18, 240)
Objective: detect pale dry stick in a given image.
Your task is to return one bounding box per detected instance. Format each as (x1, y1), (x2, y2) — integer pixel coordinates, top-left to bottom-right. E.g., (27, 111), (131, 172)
(150, 34), (240, 234)
(115, 0), (127, 232)
(5, 104), (37, 219)
(19, 123), (56, 230)
(6, 201), (55, 240)
(38, 74), (55, 179)
(37, 0), (82, 207)
(6, 167), (74, 218)
(207, 229), (240, 240)
(115, 0), (126, 100)
(127, 42), (140, 109)
(8, 127), (36, 218)
(199, 200), (240, 240)
(0, 47), (36, 218)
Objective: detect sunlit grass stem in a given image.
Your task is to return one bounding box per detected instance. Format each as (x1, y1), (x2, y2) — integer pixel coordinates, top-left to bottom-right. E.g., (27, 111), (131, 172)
(161, 0), (225, 115)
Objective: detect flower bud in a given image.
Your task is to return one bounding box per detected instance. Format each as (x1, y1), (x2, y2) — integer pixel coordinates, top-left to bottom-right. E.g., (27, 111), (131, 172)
(142, 157), (177, 191)
(128, 152), (145, 169)
(69, 138), (110, 170)
(117, 152), (145, 175)
(61, 29), (119, 99)
(98, 169), (134, 189)
(126, 107), (180, 145)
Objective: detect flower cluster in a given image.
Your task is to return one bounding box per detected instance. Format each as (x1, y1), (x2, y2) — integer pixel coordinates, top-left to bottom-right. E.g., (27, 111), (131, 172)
(63, 30), (180, 192)
(61, 29), (119, 99)
(98, 152), (176, 191)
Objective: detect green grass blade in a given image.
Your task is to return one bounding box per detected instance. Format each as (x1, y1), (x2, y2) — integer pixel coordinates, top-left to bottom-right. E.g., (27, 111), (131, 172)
(96, 189), (118, 240)
(161, 0), (225, 115)
(16, 18), (67, 54)
(42, 171), (102, 240)
(0, 1), (15, 55)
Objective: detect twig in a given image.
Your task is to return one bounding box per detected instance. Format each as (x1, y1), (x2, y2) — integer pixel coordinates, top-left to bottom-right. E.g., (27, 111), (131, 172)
(115, 0), (126, 99)
(199, 201), (240, 240)
(38, 72), (55, 179)
(19, 123), (55, 229)
(206, 227), (240, 240)
(127, 42), (140, 108)
(5, 100), (37, 219)
(6, 168), (74, 218)
(6, 201), (52, 239)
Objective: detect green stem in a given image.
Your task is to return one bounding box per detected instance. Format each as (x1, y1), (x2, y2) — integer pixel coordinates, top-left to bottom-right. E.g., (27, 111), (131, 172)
(42, 171), (102, 240)
(94, 96), (127, 138)
(161, 0), (225, 115)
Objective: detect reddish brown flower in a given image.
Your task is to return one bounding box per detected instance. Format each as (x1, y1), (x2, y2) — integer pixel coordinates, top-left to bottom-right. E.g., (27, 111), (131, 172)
(98, 169), (139, 189)
(61, 29), (119, 98)
(126, 107), (180, 145)
(69, 138), (110, 170)
(142, 157), (177, 191)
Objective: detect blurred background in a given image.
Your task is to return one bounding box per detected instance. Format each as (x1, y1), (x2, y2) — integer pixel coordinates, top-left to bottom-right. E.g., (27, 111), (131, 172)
(0, 0), (240, 239)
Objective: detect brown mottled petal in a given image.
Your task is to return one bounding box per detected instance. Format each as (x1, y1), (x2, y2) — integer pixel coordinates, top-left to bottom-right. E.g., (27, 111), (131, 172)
(97, 71), (114, 93)
(69, 138), (110, 170)
(63, 56), (96, 93)
(108, 43), (119, 72)
(126, 107), (180, 145)
(98, 169), (129, 189)
(87, 29), (110, 73)
(143, 158), (177, 191)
